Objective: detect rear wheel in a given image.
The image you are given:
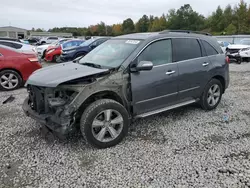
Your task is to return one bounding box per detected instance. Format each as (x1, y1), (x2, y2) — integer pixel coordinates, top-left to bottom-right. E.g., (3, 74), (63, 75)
(0, 70), (22, 91)
(80, 99), (129, 148)
(200, 79), (223, 110)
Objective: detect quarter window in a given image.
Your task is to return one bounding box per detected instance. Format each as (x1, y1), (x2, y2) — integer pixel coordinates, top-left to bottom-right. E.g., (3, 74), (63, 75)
(138, 39), (172, 66)
(201, 40), (218, 56)
(172, 38), (202, 62)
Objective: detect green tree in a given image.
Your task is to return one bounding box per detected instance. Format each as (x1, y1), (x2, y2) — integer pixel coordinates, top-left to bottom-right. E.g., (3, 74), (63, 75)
(135, 15), (150, 32)
(225, 23), (237, 34)
(148, 15), (155, 31)
(122, 18), (135, 34)
(151, 17), (161, 31)
(235, 0), (248, 34)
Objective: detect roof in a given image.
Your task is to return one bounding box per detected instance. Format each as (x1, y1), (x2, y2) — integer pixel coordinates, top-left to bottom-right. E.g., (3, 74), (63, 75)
(0, 26), (27, 31)
(114, 31), (213, 40)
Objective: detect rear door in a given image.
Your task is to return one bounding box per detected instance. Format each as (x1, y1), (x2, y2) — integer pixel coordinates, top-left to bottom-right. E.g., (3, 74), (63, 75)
(172, 38), (211, 101)
(131, 39), (179, 115)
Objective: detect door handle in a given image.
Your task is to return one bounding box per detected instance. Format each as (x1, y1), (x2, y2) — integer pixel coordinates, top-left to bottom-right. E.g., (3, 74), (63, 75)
(202, 62), (209, 67)
(166, 70), (175, 75)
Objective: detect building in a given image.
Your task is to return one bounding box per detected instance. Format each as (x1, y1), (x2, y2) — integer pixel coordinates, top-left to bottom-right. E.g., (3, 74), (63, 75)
(29, 31), (73, 38)
(0, 26), (28, 39)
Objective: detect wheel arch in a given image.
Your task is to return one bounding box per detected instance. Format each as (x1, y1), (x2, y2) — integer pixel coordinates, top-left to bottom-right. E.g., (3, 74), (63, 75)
(0, 68), (23, 80)
(77, 90), (125, 118)
(212, 75), (225, 93)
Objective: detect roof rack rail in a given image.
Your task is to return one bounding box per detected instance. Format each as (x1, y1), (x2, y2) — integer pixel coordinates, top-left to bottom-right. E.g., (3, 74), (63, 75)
(159, 30), (212, 36)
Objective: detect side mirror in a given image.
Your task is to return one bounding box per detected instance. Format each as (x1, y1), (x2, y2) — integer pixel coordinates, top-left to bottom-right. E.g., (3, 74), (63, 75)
(134, 61), (153, 71)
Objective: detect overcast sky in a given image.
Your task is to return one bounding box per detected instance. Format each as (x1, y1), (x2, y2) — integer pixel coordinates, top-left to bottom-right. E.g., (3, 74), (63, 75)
(0, 0), (239, 30)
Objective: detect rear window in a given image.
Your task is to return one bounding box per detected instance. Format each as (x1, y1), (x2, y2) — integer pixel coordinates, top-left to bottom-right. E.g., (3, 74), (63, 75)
(172, 38), (202, 62)
(202, 40), (218, 56)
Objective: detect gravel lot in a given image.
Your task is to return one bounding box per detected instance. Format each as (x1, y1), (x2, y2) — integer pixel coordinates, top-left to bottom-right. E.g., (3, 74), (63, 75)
(1, 62), (250, 188)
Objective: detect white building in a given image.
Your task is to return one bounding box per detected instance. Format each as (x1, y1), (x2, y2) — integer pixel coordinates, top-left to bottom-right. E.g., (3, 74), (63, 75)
(0, 26), (28, 39)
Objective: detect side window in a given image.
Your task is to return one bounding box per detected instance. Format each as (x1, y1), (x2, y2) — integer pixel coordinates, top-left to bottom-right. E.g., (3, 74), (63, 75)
(138, 39), (172, 66)
(96, 39), (107, 46)
(201, 40), (218, 56)
(0, 41), (14, 48)
(172, 38), (201, 62)
(48, 37), (58, 40)
(13, 43), (22, 49)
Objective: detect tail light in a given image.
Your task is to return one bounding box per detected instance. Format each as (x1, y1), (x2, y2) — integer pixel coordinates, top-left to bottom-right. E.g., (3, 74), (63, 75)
(28, 57), (39, 62)
(226, 56), (230, 64)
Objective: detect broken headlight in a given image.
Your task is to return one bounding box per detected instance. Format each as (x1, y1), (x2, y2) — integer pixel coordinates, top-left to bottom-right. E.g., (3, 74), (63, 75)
(47, 89), (78, 108)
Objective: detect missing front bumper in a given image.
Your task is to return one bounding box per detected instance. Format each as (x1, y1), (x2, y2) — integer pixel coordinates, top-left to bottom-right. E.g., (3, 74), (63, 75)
(22, 97), (76, 136)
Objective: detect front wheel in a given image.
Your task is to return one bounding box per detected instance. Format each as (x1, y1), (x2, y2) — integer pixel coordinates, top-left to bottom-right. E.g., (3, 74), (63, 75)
(200, 79), (223, 110)
(53, 55), (61, 63)
(80, 99), (129, 148)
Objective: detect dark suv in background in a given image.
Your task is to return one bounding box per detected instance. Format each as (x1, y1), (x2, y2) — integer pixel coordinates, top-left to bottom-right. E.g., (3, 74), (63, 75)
(23, 30), (229, 148)
(60, 37), (110, 62)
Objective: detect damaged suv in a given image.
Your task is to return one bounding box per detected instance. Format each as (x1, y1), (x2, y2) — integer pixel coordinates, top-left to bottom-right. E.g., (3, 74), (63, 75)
(23, 31), (229, 148)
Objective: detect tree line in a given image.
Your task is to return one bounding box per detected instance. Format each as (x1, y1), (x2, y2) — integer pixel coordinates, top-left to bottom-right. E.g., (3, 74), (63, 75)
(35, 0), (250, 36)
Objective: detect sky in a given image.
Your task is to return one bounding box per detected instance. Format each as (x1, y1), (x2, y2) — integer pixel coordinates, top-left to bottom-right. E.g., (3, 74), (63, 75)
(0, 0), (240, 30)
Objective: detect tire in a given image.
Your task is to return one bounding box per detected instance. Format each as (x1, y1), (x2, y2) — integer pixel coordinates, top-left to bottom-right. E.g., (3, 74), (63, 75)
(80, 99), (129, 148)
(41, 50), (46, 59)
(53, 55), (61, 63)
(0, 70), (22, 91)
(200, 79), (223, 111)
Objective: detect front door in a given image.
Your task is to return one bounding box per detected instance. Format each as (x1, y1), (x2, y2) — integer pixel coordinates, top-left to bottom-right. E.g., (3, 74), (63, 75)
(131, 39), (179, 115)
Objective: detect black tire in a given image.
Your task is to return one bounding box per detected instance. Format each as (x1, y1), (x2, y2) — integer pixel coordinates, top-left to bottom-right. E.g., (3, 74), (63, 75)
(0, 70), (22, 91)
(41, 50), (46, 59)
(80, 99), (129, 148)
(200, 79), (223, 110)
(53, 55), (60, 63)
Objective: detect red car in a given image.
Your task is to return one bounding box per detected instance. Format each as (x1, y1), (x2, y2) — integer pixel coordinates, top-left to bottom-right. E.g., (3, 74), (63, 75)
(0, 45), (42, 91)
(44, 45), (62, 63)
(44, 39), (85, 63)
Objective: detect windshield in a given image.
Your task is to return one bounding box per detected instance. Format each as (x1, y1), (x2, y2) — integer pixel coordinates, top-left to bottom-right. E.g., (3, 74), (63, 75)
(79, 39), (141, 68)
(80, 38), (95, 46)
(239, 40), (250, 45)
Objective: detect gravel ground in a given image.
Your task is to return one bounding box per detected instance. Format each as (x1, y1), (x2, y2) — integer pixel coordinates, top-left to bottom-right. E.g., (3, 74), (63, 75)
(1, 62), (250, 188)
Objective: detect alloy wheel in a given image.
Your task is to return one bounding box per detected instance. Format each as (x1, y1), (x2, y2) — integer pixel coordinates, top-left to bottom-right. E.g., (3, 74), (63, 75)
(92, 109), (124, 143)
(207, 84), (221, 106)
(0, 73), (19, 90)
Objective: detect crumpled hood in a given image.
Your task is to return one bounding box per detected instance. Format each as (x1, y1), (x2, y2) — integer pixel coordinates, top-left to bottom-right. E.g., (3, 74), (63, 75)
(26, 62), (109, 87)
(227, 44), (250, 49)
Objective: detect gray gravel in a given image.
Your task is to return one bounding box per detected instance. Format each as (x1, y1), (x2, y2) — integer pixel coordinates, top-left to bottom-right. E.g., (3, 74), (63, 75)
(1, 62), (250, 188)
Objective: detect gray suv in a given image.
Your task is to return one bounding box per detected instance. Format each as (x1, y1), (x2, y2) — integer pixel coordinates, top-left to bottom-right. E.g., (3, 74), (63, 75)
(23, 30), (229, 148)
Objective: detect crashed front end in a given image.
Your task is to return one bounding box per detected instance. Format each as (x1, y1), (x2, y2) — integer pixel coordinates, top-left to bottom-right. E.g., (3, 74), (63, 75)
(22, 84), (79, 135)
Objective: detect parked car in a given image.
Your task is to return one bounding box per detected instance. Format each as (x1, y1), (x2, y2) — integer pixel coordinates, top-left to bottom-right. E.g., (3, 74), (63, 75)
(38, 36), (59, 45)
(44, 39), (85, 63)
(226, 39), (250, 63)
(60, 37), (110, 62)
(36, 39), (71, 59)
(0, 37), (21, 43)
(0, 45), (42, 91)
(0, 40), (37, 55)
(218, 40), (230, 53)
(23, 31), (229, 148)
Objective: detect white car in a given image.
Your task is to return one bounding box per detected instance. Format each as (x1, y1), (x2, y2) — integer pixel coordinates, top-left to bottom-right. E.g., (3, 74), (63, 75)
(39, 36), (60, 45)
(226, 39), (250, 62)
(0, 40), (37, 55)
(36, 38), (71, 58)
